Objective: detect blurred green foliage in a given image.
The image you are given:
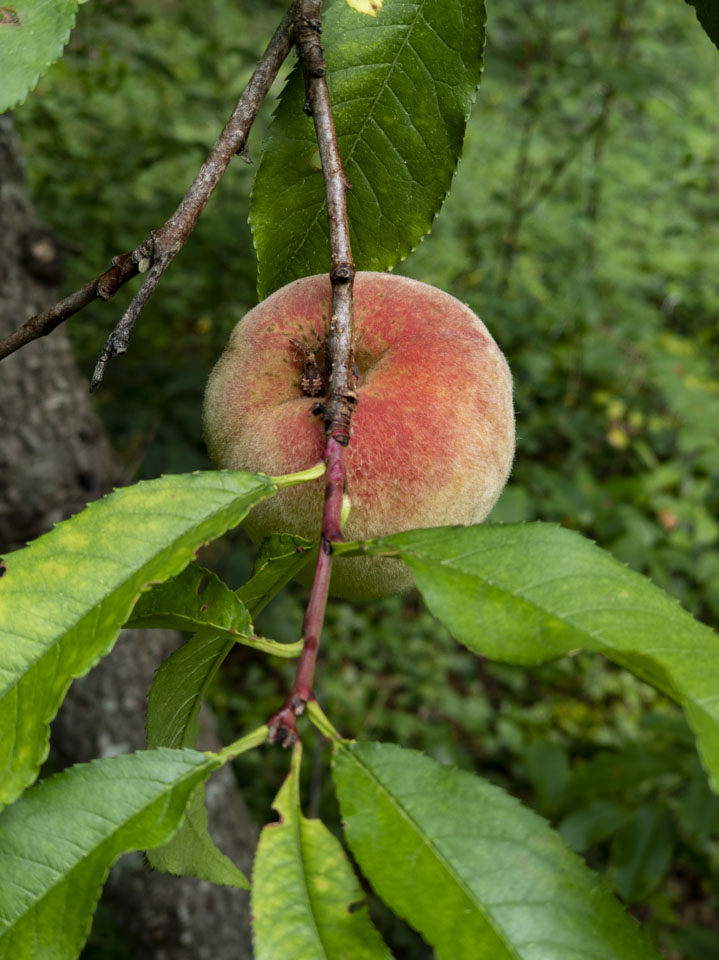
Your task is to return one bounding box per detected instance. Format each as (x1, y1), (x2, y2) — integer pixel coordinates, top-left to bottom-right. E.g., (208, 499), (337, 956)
(11, 0), (719, 957)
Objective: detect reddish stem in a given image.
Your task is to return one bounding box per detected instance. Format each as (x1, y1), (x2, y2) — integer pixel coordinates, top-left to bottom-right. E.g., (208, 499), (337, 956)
(294, 437), (346, 698)
(268, 438), (346, 745)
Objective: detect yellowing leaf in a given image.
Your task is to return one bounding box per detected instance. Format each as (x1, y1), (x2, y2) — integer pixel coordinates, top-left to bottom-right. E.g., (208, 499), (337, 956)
(344, 0), (383, 15)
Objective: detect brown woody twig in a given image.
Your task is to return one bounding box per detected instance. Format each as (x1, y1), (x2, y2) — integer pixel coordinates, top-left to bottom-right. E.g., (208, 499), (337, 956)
(268, 0), (356, 747)
(0, 249), (140, 362)
(0, 3), (297, 381)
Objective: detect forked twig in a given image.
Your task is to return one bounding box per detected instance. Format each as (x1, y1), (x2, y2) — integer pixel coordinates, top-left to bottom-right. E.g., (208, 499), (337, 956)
(0, 4), (296, 381)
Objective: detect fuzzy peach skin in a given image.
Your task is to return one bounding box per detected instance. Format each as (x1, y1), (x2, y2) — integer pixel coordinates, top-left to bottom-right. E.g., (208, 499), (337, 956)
(203, 272), (515, 601)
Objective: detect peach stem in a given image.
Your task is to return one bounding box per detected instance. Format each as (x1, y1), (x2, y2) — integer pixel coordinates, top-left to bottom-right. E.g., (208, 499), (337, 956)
(268, 0), (356, 747)
(267, 436), (346, 746)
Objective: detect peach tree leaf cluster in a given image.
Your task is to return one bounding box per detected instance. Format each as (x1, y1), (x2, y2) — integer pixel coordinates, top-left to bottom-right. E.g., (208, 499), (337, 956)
(338, 524), (719, 791)
(0, 470), (277, 810)
(250, 0), (486, 299)
(0, 0), (88, 113)
(332, 740), (662, 960)
(1, 451), (716, 957)
(142, 542), (312, 886)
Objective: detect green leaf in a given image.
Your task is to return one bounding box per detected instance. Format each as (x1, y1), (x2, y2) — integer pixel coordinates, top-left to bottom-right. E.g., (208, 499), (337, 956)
(127, 563), (253, 635)
(333, 740), (661, 960)
(0, 748), (222, 960)
(143, 630), (255, 887)
(610, 802), (676, 904)
(685, 0), (719, 51)
(147, 633), (235, 751)
(0, 1), (80, 113)
(148, 785), (249, 889)
(147, 725), (269, 890)
(251, 744), (392, 960)
(126, 562), (302, 657)
(143, 537), (313, 885)
(251, 0), (486, 298)
(0, 470), (276, 809)
(337, 523), (719, 792)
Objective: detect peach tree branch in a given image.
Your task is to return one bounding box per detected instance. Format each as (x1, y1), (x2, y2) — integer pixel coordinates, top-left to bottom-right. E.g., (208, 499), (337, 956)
(0, 249), (140, 362)
(268, 0), (357, 747)
(0, 3), (296, 375)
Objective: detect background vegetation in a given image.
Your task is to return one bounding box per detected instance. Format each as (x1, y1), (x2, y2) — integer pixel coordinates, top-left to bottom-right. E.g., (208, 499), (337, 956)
(12, 0), (719, 956)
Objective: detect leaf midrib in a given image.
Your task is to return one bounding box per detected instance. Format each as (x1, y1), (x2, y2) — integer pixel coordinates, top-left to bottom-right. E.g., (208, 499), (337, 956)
(292, 808), (329, 958)
(342, 745), (522, 960)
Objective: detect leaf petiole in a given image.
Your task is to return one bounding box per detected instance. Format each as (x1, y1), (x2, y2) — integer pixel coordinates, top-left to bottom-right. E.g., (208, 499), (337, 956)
(271, 461), (326, 488)
(216, 724), (269, 762)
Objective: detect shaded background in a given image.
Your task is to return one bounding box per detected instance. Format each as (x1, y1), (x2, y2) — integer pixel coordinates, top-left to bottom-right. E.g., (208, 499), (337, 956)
(9, 0), (719, 956)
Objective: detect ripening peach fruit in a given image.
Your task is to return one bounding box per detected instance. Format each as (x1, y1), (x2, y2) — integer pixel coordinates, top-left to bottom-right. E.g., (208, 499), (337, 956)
(203, 272), (515, 600)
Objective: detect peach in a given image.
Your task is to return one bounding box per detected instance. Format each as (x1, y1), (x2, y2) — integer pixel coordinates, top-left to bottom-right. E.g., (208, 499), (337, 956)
(203, 272), (515, 600)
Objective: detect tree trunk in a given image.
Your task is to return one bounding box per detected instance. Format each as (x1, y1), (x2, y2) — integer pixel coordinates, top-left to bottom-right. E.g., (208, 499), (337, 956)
(0, 114), (256, 960)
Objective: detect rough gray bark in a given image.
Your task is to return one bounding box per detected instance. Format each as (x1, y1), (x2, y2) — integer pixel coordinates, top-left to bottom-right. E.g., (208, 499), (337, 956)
(0, 115), (113, 548)
(0, 114), (256, 959)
